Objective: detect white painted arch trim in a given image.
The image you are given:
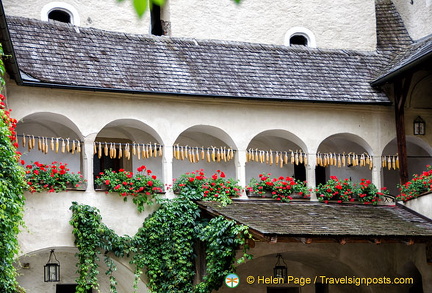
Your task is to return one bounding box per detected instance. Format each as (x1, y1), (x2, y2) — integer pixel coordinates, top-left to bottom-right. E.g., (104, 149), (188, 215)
(284, 26), (316, 48)
(41, 2), (81, 26)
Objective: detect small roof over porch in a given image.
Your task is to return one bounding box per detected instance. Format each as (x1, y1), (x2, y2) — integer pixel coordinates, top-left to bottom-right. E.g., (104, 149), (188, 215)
(198, 200), (432, 244)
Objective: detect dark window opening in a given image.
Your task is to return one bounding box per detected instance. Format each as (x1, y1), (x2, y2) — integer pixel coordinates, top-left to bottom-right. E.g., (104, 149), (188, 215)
(151, 4), (163, 36)
(267, 287), (299, 293)
(290, 35), (308, 46)
(294, 163), (306, 182)
(56, 284), (91, 293)
(315, 282), (329, 293)
(315, 165), (326, 186)
(48, 10), (71, 23)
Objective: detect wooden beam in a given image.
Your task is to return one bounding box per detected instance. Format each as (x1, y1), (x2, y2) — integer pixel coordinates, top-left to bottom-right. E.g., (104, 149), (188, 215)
(393, 74), (412, 185)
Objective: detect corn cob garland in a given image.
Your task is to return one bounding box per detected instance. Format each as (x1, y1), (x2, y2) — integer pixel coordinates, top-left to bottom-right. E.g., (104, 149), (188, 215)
(18, 134), (82, 154)
(316, 152), (373, 169)
(93, 142), (163, 160)
(246, 149), (307, 168)
(381, 155), (400, 170)
(172, 144), (235, 163)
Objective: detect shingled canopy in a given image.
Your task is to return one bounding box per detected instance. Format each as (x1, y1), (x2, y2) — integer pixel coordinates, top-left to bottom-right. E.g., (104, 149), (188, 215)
(0, 15), (391, 104)
(198, 201), (432, 244)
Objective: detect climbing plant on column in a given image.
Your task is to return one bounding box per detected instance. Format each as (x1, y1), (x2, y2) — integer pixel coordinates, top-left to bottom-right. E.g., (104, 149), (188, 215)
(0, 45), (27, 293)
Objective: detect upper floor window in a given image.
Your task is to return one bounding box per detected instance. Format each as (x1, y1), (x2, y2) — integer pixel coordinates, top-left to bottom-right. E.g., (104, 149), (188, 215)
(48, 9), (71, 23)
(284, 27), (316, 48)
(41, 2), (80, 26)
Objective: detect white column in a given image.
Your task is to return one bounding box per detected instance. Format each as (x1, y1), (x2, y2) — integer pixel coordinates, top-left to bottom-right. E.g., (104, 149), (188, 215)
(306, 153), (317, 201)
(372, 155), (382, 189)
(82, 134), (97, 192)
(236, 149), (248, 199)
(162, 144), (174, 198)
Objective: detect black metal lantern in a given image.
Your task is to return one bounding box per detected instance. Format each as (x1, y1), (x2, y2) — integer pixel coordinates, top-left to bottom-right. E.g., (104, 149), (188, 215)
(273, 253), (288, 281)
(44, 249), (60, 282)
(414, 116), (425, 135)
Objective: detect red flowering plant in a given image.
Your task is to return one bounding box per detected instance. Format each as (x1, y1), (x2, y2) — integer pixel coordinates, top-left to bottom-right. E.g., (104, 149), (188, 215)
(95, 165), (163, 212)
(25, 161), (85, 193)
(315, 176), (355, 203)
(247, 173), (309, 202)
(354, 179), (388, 205)
(397, 165), (432, 201)
(173, 169), (242, 205)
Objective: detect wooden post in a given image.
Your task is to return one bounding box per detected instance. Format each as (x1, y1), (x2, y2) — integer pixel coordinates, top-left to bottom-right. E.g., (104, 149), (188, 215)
(393, 74), (412, 185)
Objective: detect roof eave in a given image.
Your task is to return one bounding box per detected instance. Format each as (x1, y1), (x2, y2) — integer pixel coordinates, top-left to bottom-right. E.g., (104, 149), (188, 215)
(371, 50), (432, 87)
(0, 5), (22, 84)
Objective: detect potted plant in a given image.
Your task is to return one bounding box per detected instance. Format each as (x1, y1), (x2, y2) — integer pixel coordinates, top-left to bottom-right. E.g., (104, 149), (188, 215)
(397, 165), (432, 201)
(173, 169), (242, 205)
(24, 161), (85, 193)
(315, 176), (355, 203)
(95, 165), (163, 212)
(247, 173), (309, 202)
(355, 178), (388, 205)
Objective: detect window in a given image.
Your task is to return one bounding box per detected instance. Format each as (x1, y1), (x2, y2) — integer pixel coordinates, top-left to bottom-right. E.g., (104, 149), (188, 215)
(150, 4), (163, 36)
(284, 27), (316, 48)
(41, 2), (80, 26)
(290, 35), (308, 46)
(48, 9), (71, 23)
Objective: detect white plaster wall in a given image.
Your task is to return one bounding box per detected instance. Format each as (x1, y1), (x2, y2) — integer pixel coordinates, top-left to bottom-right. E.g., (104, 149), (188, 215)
(403, 193), (432, 219)
(169, 0), (377, 50)
(18, 190), (158, 255)
(3, 0), (151, 35)
(393, 0), (432, 41)
(16, 249), (148, 292)
(4, 0), (377, 50)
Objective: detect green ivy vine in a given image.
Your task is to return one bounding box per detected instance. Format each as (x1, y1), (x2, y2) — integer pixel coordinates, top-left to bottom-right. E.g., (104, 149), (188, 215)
(0, 44), (27, 293)
(70, 183), (252, 293)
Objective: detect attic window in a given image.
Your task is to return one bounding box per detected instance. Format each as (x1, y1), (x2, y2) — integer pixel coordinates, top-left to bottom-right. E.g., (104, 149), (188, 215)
(41, 2), (80, 26)
(290, 35), (308, 46)
(284, 27), (316, 48)
(150, 4), (163, 36)
(48, 10), (71, 23)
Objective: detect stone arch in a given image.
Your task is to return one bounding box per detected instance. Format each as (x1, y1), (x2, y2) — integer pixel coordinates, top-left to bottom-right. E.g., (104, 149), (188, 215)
(316, 133), (374, 185)
(16, 247), (148, 292)
(173, 125), (237, 179)
(382, 136), (432, 195)
(16, 112), (83, 173)
(94, 119), (164, 179)
(246, 129), (308, 182)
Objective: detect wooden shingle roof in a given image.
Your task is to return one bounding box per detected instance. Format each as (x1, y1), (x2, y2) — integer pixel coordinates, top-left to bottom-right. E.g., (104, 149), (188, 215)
(199, 201), (432, 243)
(4, 16), (390, 104)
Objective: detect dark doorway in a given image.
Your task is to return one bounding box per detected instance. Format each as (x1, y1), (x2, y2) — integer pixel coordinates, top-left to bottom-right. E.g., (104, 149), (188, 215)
(267, 287), (299, 293)
(56, 284), (91, 293)
(315, 165), (326, 185)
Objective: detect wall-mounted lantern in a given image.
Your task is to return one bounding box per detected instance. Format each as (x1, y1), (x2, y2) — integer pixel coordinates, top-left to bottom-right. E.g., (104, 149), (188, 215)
(44, 249), (60, 282)
(273, 253), (288, 281)
(414, 116), (425, 135)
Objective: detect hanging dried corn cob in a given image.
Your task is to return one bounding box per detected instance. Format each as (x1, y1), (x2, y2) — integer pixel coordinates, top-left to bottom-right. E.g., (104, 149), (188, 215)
(65, 139), (70, 153)
(61, 139), (66, 153)
(382, 156), (386, 168)
(37, 136), (42, 151)
(299, 151), (303, 164)
(71, 140), (75, 154)
(125, 143), (130, 160)
(206, 148), (211, 162)
(51, 137), (55, 152)
(295, 152), (299, 165)
(201, 147), (205, 160)
(395, 155), (399, 169)
(45, 137), (49, 154)
(113, 143), (117, 159)
(77, 141), (81, 153)
(360, 154), (365, 167)
(392, 156), (396, 170)
(102, 142), (107, 157)
(118, 144), (123, 159)
(22, 133), (26, 148)
(304, 153), (308, 165)
(137, 144), (141, 160)
(98, 142), (102, 158)
(279, 153), (284, 168)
